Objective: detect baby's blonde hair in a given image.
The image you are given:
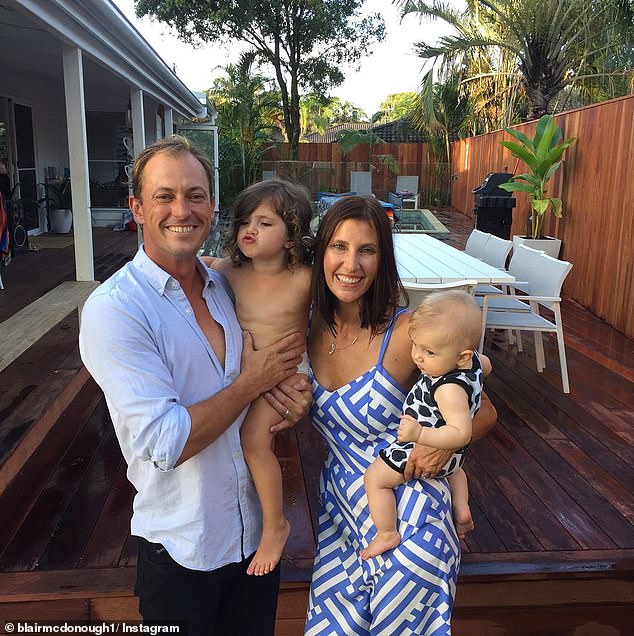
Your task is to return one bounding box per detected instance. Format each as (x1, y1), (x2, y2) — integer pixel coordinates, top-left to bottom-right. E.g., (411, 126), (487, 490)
(409, 290), (482, 351)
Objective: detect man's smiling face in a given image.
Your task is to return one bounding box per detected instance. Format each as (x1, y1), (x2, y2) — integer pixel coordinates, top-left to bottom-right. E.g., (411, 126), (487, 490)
(130, 151), (213, 271)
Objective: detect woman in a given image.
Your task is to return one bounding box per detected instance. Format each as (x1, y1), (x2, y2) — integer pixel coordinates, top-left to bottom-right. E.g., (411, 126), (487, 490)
(304, 196), (496, 635)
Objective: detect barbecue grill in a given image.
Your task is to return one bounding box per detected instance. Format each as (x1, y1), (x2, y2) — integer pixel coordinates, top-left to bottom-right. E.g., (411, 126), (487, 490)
(472, 172), (516, 239)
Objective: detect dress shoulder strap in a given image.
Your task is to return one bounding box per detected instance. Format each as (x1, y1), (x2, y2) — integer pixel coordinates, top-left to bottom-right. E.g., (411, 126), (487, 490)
(378, 307), (408, 364)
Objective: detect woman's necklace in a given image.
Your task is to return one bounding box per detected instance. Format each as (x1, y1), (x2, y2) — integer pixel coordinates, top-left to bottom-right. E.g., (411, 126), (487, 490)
(328, 327), (362, 355)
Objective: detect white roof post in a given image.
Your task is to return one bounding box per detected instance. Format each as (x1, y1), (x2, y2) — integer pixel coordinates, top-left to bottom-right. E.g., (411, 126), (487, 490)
(62, 45), (94, 282)
(130, 88), (146, 245)
(212, 123), (219, 213)
(130, 88), (146, 159)
(164, 107), (174, 137)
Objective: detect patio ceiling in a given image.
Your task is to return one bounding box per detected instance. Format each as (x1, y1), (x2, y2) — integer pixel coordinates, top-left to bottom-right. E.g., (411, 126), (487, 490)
(0, 0), (206, 118)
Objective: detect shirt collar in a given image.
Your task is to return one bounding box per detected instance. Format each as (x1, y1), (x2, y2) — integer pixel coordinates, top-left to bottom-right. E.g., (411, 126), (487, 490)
(132, 246), (214, 295)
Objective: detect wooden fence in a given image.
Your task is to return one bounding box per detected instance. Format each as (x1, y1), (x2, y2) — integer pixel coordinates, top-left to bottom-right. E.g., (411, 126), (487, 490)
(451, 95), (634, 339)
(262, 143), (449, 204)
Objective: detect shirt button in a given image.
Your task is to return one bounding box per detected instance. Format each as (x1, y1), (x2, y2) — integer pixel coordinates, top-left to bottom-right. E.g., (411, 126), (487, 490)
(185, 308), (192, 314)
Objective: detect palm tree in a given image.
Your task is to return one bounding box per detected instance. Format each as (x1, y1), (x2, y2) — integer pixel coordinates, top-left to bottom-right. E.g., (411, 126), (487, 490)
(411, 66), (471, 163)
(208, 51), (282, 189)
(396, 0), (633, 121)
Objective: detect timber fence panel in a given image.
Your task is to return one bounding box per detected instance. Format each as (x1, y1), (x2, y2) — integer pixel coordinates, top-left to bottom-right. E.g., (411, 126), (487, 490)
(450, 95), (634, 339)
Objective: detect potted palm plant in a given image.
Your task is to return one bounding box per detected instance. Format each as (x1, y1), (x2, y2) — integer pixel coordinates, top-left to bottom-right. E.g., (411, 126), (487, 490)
(39, 178), (72, 234)
(498, 115), (575, 258)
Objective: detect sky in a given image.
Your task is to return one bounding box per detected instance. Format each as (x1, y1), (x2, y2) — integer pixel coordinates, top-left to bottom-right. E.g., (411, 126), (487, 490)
(113, 0), (462, 117)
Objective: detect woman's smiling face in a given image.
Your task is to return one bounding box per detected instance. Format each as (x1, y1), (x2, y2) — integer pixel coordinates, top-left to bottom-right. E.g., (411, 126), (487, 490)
(323, 218), (380, 305)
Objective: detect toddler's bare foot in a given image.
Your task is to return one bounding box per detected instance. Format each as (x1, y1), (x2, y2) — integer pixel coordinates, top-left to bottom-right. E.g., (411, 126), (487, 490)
(454, 504), (474, 539)
(247, 518), (290, 576)
(360, 531), (401, 559)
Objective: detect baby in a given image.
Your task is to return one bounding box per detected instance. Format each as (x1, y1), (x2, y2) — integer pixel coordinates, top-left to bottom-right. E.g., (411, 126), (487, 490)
(362, 290), (491, 559)
(203, 178), (313, 576)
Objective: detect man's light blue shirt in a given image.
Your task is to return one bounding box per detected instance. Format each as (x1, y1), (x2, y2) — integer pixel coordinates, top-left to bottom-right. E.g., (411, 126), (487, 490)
(79, 247), (260, 571)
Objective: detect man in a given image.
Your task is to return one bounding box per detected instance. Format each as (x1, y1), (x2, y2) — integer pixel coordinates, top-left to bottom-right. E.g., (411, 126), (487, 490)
(79, 136), (311, 634)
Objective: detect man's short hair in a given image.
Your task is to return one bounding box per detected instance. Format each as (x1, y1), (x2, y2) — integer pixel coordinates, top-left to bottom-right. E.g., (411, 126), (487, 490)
(131, 135), (214, 200)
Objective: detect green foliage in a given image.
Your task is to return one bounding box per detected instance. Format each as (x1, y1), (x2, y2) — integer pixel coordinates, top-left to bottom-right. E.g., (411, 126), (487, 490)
(328, 98), (369, 124)
(498, 115), (575, 239)
(336, 130), (400, 175)
(299, 95), (368, 140)
(396, 0), (634, 125)
(336, 129), (384, 155)
(206, 51), (282, 200)
(373, 92), (419, 123)
(136, 0), (385, 159)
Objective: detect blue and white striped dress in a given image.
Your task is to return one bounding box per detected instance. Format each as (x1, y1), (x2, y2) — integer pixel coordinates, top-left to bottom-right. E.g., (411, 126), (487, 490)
(305, 311), (459, 635)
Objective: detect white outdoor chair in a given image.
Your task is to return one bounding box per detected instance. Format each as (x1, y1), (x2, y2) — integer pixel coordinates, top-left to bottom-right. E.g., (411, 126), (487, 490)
(350, 171), (372, 196)
(464, 229), (491, 260)
(403, 279), (478, 310)
(474, 235), (516, 296)
(396, 176), (420, 209)
(481, 235), (513, 270)
(476, 243), (545, 345)
(479, 252), (573, 393)
(476, 243), (544, 300)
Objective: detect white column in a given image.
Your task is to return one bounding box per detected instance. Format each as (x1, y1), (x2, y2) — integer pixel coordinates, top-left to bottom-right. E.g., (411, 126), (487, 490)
(130, 88), (146, 159)
(212, 124), (220, 212)
(130, 88), (146, 245)
(62, 46), (94, 282)
(164, 107), (174, 137)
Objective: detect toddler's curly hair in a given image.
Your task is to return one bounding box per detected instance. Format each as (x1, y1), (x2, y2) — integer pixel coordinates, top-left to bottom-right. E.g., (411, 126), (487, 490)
(225, 178), (313, 269)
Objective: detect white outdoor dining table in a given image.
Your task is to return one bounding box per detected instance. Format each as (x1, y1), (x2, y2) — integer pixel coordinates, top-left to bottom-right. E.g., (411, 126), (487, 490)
(393, 233), (516, 285)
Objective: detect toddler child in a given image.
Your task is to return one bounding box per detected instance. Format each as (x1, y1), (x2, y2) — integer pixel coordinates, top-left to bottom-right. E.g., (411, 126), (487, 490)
(203, 179), (313, 575)
(361, 290), (491, 559)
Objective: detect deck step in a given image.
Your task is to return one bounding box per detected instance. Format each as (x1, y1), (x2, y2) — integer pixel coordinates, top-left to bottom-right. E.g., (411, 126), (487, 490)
(0, 280), (99, 373)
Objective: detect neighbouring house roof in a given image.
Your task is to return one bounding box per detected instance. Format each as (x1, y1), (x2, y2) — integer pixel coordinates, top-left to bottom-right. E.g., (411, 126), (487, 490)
(305, 122), (372, 143)
(370, 118), (429, 143)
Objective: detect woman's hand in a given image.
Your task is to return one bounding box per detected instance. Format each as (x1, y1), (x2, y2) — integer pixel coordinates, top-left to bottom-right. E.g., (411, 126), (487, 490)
(473, 391), (497, 440)
(265, 376), (312, 433)
(404, 444), (453, 480)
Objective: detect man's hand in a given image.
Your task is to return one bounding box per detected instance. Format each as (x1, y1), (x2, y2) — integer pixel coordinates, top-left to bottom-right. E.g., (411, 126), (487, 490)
(238, 331), (305, 401)
(397, 414), (421, 443)
(265, 376), (312, 433)
(404, 444), (453, 481)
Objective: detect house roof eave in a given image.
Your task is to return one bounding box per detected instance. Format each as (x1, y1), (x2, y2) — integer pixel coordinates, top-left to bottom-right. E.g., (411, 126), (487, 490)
(13, 0), (207, 119)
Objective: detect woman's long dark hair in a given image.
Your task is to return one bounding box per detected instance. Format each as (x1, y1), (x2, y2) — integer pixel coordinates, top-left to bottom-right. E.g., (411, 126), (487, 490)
(311, 196), (408, 338)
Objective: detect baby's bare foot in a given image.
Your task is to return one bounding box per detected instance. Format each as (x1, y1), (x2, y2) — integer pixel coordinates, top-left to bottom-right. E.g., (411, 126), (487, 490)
(454, 504), (474, 539)
(360, 531), (401, 560)
(247, 519), (290, 576)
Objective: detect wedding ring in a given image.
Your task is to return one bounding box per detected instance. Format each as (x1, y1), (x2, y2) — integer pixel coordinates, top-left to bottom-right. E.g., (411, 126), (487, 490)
(283, 408), (290, 419)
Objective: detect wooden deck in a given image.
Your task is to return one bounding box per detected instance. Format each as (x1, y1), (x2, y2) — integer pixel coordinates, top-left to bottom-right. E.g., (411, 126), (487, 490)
(0, 218), (632, 634)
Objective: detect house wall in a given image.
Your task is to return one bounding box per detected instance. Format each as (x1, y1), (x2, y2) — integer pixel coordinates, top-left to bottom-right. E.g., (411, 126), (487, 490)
(2, 69), (69, 231)
(2, 69), (70, 183)
(5, 69), (168, 228)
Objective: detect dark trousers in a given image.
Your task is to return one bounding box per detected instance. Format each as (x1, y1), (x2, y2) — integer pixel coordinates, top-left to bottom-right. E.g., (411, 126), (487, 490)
(135, 537), (280, 635)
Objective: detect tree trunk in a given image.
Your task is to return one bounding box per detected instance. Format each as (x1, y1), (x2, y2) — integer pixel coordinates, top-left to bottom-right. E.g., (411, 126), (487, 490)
(288, 72), (301, 160)
(524, 83), (550, 120)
